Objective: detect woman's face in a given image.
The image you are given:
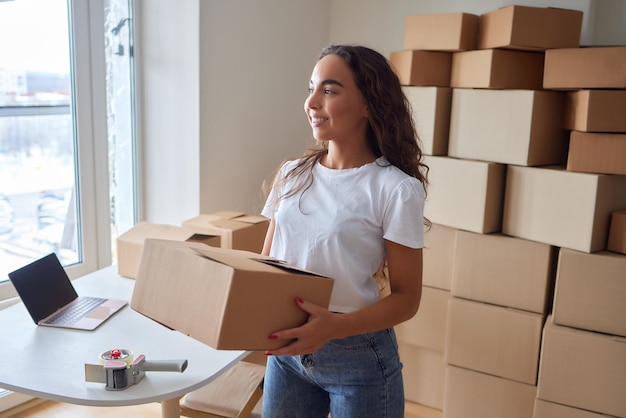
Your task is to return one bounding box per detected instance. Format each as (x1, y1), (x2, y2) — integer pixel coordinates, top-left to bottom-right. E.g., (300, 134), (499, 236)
(304, 54), (369, 143)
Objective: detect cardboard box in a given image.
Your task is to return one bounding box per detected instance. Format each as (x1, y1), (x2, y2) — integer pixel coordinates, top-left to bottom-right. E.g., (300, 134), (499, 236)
(544, 46), (626, 89)
(399, 343), (446, 410)
(478, 5), (583, 51)
(452, 231), (556, 314)
(567, 131), (626, 175)
(423, 223), (457, 290)
(389, 50), (451, 87)
(395, 286), (449, 351)
(423, 156), (506, 234)
(403, 86), (451, 155)
(448, 88), (566, 166)
(444, 366), (537, 418)
(553, 248), (626, 337)
(404, 12), (479, 52)
(503, 166), (626, 253)
(608, 210), (626, 254)
(182, 211), (269, 253)
(564, 90), (626, 132)
(116, 221), (221, 279)
(131, 239), (334, 350)
(534, 398), (612, 418)
(445, 297), (544, 385)
(450, 49), (544, 89)
(537, 316), (626, 417)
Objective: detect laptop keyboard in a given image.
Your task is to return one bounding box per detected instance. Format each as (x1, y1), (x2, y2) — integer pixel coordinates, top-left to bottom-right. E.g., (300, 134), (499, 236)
(45, 297), (107, 326)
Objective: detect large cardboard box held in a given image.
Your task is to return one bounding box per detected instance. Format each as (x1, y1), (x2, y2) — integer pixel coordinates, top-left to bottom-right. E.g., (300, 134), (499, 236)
(503, 165), (626, 253)
(116, 222), (221, 279)
(403, 12), (479, 52)
(399, 343), (446, 410)
(452, 231), (556, 314)
(403, 86), (451, 155)
(448, 88), (566, 166)
(423, 223), (457, 290)
(567, 131), (626, 175)
(534, 398), (612, 418)
(182, 211), (269, 253)
(450, 49), (544, 90)
(389, 50), (451, 87)
(537, 316), (626, 417)
(608, 210), (626, 255)
(553, 248), (626, 337)
(478, 5), (583, 51)
(445, 297), (544, 385)
(444, 365), (537, 418)
(564, 90), (626, 132)
(544, 46), (626, 89)
(131, 239), (334, 350)
(395, 286), (449, 351)
(423, 156), (506, 234)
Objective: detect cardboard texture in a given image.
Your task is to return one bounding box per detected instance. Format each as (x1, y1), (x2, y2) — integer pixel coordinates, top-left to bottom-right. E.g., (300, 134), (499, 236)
(544, 46), (626, 89)
(452, 231), (556, 314)
(449, 88), (567, 166)
(450, 49), (545, 89)
(608, 210), (626, 254)
(567, 131), (626, 175)
(403, 86), (451, 155)
(537, 316), (626, 417)
(533, 398), (613, 418)
(552, 248), (626, 337)
(399, 343), (445, 410)
(423, 223), (457, 290)
(503, 165), (626, 253)
(182, 211), (269, 253)
(395, 286), (450, 351)
(131, 239), (334, 350)
(443, 365), (537, 418)
(116, 221), (221, 279)
(403, 12), (479, 51)
(445, 297), (544, 385)
(423, 156), (506, 234)
(564, 90), (626, 132)
(389, 50), (451, 87)
(478, 5), (583, 51)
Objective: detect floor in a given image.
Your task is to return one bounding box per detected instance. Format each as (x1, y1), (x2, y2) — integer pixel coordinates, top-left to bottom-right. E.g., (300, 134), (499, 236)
(3, 399), (443, 418)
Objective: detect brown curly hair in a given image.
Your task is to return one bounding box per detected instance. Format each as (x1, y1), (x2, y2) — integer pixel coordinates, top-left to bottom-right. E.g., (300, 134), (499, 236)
(270, 44), (429, 213)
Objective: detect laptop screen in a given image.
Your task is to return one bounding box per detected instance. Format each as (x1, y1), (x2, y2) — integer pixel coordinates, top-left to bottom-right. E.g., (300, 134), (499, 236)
(8, 253), (78, 323)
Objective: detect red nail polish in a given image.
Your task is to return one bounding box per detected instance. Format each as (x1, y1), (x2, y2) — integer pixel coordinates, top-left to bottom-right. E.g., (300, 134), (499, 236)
(268, 334), (278, 340)
(264, 351), (273, 356)
(296, 297), (304, 304)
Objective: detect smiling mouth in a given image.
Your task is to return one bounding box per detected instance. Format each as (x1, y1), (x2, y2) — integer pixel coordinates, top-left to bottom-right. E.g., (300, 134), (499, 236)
(311, 117), (327, 124)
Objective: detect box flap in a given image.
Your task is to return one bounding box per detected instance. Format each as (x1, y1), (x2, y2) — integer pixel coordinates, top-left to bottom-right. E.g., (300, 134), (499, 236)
(118, 221), (200, 244)
(234, 215), (269, 225)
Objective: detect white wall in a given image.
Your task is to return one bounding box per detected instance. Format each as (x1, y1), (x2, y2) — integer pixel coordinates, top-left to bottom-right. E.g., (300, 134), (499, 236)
(139, 1), (200, 224)
(138, 0), (625, 224)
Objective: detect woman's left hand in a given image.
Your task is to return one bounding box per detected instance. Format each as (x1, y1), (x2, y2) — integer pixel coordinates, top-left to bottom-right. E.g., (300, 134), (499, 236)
(265, 297), (339, 356)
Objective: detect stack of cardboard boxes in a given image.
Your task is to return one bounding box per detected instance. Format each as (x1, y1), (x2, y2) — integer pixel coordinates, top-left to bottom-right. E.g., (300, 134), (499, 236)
(391, 5), (626, 418)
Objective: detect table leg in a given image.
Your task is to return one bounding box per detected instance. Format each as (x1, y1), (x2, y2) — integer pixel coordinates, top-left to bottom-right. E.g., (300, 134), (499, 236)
(161, 397), (182, 418)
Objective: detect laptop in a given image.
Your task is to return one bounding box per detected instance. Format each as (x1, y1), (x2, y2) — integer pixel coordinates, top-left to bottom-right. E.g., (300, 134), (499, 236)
(8, 253), (127, 330)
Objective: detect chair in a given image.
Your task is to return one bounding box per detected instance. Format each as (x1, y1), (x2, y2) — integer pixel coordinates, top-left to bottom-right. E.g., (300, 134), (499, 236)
(179, 359), (265, 418)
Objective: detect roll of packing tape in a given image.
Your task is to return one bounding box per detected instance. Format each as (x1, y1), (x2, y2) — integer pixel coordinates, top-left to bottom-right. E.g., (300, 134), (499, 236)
(99, 348), (134, 366)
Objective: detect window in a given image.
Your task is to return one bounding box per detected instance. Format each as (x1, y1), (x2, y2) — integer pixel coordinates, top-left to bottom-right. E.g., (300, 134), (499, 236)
(0, 0), (136, 410)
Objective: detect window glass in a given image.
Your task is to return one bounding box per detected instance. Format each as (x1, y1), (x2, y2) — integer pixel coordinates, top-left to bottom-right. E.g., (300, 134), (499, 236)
(0, 0), (79, 280)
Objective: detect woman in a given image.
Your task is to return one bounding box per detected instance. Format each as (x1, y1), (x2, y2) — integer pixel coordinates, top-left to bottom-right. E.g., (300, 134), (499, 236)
(261, 44), (429, 418)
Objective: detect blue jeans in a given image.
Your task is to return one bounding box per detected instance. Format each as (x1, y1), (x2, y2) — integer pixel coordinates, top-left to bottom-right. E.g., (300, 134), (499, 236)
(262, 328), (404, 418)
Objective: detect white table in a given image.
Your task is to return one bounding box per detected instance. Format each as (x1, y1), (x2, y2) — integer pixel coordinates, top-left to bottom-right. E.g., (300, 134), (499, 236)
(0, 266), (247, 417)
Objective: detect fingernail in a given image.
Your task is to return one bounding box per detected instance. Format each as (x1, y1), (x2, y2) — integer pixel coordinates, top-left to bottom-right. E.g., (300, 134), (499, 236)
(296, 297), (304, 304)
(268, 334), (278, 340)
(264, 351), (273, 356)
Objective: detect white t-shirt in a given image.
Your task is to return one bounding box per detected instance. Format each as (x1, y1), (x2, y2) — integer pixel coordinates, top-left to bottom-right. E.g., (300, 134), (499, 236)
(262, 156), (425, 313)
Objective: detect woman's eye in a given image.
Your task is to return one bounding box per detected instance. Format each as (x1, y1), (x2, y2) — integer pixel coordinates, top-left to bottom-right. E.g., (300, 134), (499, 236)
(308, 88), (314, 94)
(324, 88), (335, 94)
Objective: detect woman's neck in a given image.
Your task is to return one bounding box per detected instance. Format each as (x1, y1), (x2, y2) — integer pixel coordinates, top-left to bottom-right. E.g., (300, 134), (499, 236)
(321, 143), (376, 170)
